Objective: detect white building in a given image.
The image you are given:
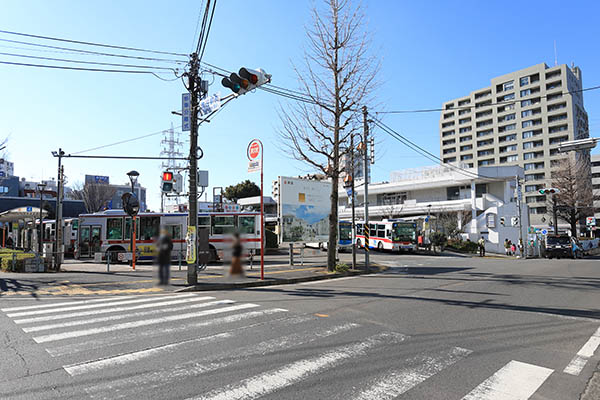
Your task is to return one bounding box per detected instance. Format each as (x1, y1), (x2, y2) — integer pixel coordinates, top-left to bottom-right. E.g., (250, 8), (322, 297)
(338, 164), (529, 254)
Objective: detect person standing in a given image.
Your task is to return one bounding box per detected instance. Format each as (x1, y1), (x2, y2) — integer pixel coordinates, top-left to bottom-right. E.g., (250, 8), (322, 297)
(504, 239), (510, 256)
(510, 241), (516, 257)
(478, 236), (485, 257)
(229, 232), (244, 276)
(156, 227), (173, 285)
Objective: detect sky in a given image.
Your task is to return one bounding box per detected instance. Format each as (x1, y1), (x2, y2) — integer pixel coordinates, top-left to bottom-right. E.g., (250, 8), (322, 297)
(1, 0), (599, 211)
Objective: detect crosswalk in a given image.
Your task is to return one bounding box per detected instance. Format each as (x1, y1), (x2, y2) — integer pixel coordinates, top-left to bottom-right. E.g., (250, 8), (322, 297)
(0, 293), (573, 399)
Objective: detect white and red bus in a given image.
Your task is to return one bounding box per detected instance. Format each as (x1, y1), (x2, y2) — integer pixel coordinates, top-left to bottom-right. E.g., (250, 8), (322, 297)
(355, 219), (417, 252)
(76, 210), (261, 261)
(41, 218), (79, 256)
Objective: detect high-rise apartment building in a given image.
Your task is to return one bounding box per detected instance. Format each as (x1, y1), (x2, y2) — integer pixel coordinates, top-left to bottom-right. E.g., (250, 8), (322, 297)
(440, 63), (589, 224)
(592, 154), (600, 222)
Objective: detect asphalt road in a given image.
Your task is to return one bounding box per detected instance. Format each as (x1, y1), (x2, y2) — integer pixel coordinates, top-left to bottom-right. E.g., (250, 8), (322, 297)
(0, 253), (598, 399)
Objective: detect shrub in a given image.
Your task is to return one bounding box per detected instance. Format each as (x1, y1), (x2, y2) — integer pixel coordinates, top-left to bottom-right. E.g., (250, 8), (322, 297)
(334, 263), (350, 273)
(430, 232), (447, 248)
(446, 238), (478, 253)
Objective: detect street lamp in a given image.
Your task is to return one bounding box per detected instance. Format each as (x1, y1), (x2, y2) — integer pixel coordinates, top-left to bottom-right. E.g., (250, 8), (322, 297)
(126, 170), (139, 270)
(37, 183), (47, 256)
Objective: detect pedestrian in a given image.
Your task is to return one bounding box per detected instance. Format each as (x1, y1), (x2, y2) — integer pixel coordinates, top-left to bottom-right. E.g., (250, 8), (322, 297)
(6, 236), (13, 248)
(229, 232), (244, 276)
(478, 236), (485, 257)
(518, 239), (524, 258)
(504, 239), (510, 256)
(156, 227), (173, 286)
(510, 242), (516, 257)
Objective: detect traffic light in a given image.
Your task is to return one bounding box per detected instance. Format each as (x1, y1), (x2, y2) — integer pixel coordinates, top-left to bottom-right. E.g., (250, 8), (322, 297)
(539, 187), (559, 195)
(121, 192), (139, 217)
(161, 171), (173, 193)
(500, 217), (505, 226)
(222, 67), (271, 95)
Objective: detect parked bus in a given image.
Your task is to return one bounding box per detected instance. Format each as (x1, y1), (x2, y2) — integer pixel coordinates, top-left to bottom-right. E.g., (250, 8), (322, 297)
(76, 210), (261, 262)
(355, 219), (417, 252)
(40, 218), (79, 256)
(319, 220), (353, 252)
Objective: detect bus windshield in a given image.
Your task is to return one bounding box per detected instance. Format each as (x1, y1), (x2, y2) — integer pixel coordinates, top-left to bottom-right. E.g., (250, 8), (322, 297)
(339, 222), (352, 241)
(392, 223), (416, 242)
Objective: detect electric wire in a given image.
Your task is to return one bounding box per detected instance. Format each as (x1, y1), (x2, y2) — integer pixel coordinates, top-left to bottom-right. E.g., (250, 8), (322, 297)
(190, 0), (206, 52)
(197, 0), (216, 64)
(0, 29), (187, 57)
(72, 126), (183, 155)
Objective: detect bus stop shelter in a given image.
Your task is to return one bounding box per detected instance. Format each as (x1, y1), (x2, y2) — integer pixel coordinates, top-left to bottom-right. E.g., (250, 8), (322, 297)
(0, 206), (48, 249)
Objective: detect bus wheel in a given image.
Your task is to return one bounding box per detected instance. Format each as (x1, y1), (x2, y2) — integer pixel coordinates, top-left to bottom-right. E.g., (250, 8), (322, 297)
(377, 242), (384, 252)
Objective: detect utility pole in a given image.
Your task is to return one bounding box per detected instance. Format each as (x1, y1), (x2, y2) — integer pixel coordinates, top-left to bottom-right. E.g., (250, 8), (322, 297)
(362, 106), (369, 272)
(350, 133), (356, 270)
(187, 52), (200, 286)
(54, 149), (64, 270)
(516, 175), (524, 258)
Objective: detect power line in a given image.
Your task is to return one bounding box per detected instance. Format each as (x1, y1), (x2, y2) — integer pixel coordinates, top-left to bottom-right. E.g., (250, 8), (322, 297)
(198, 0), (216, 64)
(72, 126), (183, 155)
(0, 29), (188, 57)
(378, 85), (600, 114)
(190, 0), (207, 52)
(0, 38), (187, 64)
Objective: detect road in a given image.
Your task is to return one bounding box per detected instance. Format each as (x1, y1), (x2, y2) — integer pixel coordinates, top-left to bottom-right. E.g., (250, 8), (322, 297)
(0, 253), (598, 399)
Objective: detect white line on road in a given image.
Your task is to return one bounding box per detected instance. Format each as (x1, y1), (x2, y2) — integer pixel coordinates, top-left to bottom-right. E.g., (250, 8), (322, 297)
(6, 293), (195, 318)
(461, 360), (553, 400)
(563, 326), (600, 376)
(351, 347), (472, 400)
(18, 296), (215, 327)
(64, 331), (233, 376)
(298, 276), (358, 285)
(33, 302), (257, 343)
(0, 295), (136, 312)
(187, 332), (407, 400)
(47, 308), (289, 358)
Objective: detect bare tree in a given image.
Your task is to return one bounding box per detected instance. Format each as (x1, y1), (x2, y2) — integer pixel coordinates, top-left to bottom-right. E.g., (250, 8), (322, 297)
(277, 0), (378, 270)
(549, 157), (594, 235)
(68, 182), (116, 213)
(381, 202), (403, 220)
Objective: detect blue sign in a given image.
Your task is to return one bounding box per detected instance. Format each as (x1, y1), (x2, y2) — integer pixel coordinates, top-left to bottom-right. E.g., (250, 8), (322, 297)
(424, 216), (430, 222)
(182, 93), (191, 131)
(346, 188), (353, 197)
(199, 93), (221, 117)
(26, 206), (32, 212)
(541, 229), (548, 235)
(93, 175), (109, 184)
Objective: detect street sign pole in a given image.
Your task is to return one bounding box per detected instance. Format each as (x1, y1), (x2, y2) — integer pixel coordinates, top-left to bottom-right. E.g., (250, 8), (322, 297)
(247, 139), (264, 280)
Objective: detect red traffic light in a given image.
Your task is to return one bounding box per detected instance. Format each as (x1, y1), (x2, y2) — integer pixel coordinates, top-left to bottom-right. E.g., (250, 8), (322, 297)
(162, 171), (173, 181)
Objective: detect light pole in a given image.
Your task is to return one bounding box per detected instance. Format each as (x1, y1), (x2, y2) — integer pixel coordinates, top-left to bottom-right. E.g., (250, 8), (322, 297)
(37, 183), (47, 256)
(127, 170), (139, 270)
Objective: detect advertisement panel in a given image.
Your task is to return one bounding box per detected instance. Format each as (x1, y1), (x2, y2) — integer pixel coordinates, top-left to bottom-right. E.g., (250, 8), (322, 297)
(278, 176), (331, 243)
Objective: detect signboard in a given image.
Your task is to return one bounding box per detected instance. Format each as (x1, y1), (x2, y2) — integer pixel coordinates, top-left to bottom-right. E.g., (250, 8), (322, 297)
(186, 225), (196, 264)
(26, 206), (32, 212)
(198, 93), (221, 117)
(541, 229), (548, 235)
(247, 139), (262, 173)
(248, 161), (261, 173)
(586, 216), (596, 226)
(93, 175), (109, 184)
(182, 93), (191, 132)
(486, 213), (496, 228)
(223, 203), (241, 212)
(278, 176), (331, 243)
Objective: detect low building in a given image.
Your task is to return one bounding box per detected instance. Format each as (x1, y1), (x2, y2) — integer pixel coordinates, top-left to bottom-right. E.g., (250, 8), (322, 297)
(338, 164), (529, 254)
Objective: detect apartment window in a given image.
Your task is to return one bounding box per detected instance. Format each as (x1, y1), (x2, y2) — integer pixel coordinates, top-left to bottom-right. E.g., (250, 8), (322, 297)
(592, 161), (600, 167)
(522, 129), (542, 139)
(520, 76), (529, 86)
(498, 103), (515, 113)
(549, 148), (560, 156)
(458, 108), (470, 115)
(476, 109), (492, 118)
(499, 134), (517, 142)
(458, 99), (470, 106)
(499, 93), (515, 102)
(459, 126), (472, 133)
(498, 113), (516, 123)
(522, 119), (541, 128)
(499, 123), (516, 132)
(443, 148), (456, 154)
(551, 159), (566, 167)
(524, 162), (544, 170)
(521, 99), (532, 107)
(547, 92), (563, 101)
(503, 80), (514, 91)
(530, 207), (548, 214)
(476, 100), (492, 108)
(523, 140), (543, 149)
(477, 129), (493, 137)
(546, 81), (561, 91)
(461, 154), (473, 161)
(442, 121), (455, 128)
(499, 144), (517, 153)
(525, 173), (545, 181)
(478, 159), (495, 166)
(546, 70), (561, 79)
(548, 102), (566, 112)
(549, 135), (568, 145)
(549, 124), (568, 133)
(442, 130), (455, 137)
(474, 91), (491, 100)
(548, 113), (567, 123)
(443, 112), (454, 119)
(476, 119), (493, 127)
(443, 139), (455, 146)
(445, 103), (454, 110)
(520, 89), (531, 97)
(459, 117), (471, 124)
(459, 135), (472, 142)
(460, 144), (472, 151)
(524, 151), (543, 160)
(500, 155), (518, 163)
(444, 157), (456, 163)
(525, 184), (542, 193)
(478, 149), (494, 157)
(477, 139), (493, 147)
(522, 110), (532, 117)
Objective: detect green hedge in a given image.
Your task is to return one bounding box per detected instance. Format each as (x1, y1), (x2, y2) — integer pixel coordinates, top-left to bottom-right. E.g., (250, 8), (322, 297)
(446, 238), (478, 253)
(0, 250), (36, 272)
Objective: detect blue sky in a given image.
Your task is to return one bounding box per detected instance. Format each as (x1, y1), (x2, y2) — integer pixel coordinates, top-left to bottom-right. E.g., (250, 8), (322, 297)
(1, 0), (599, 210)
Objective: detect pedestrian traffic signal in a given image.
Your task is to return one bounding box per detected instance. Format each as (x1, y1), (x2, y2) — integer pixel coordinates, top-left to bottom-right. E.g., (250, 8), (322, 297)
(511, 216), (519, 227)
(121, 192), (139, 216)
(221, 67), (271, 95)
(162, 171), (174, 193)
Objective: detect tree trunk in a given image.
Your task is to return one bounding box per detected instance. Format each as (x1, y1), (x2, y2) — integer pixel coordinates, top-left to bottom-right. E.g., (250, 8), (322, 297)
(328, 175), (339, 271)
(570, 212), (578, 237)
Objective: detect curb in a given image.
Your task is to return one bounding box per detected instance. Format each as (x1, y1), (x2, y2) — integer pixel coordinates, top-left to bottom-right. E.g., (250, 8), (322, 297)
(175, 263), (388, 292)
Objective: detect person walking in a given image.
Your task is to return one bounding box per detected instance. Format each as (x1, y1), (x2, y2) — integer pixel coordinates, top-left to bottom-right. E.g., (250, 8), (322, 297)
(229, 232), (244, 276)
(504, 239), (510, 256)
(156, 227), (173, 286)
(510, 241), (516, 257)
(478, 236), (485, 257)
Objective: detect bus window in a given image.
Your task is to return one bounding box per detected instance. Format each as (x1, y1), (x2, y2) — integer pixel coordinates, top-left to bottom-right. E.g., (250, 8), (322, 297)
(377, 224), (385, 238)
(125, 218), (140, 240)
(356, 224), (363, 235)
(165, 224), (182, 240)
(212, 215), (235, 235)
(107, 218), (123, 240)
(238, 216), (255, 234)
(139, 216), (160, 240)
(198, 216), (210, 227)
(339, 223), (352, 241)
(72, 220), (79, 230)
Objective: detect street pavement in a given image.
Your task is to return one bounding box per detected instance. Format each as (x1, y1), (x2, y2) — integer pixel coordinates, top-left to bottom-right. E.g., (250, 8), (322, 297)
(0, 252), (598, 399)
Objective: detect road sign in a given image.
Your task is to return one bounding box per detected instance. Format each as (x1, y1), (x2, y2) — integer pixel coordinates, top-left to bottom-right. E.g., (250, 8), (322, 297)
(586, 216), (596, 226)
(541, 229), (548, 235)
(247, 139), (262, 174)
(26, 206), (32, 212)
(182, 93), (191, 131)
(248, 160), (261, 173)
(198, 93), (221, 117)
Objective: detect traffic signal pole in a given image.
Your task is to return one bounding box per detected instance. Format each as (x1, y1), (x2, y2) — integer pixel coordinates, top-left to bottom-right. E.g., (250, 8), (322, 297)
(54, 149), (64, 271)
(362, 106), (369, 272)
(187, 53), (200, 286)
(350, 133), (356, 270)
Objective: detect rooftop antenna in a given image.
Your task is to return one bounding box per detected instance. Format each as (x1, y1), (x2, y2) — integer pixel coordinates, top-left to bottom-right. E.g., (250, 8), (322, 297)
(553, 40), (557, 66)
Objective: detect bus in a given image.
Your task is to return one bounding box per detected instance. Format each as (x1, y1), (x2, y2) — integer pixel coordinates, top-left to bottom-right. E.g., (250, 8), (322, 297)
(76, 210), (261, 262)
(316, 220), (353, 252)
(355, 219), (417, 252)
(41, 218), (79, 256)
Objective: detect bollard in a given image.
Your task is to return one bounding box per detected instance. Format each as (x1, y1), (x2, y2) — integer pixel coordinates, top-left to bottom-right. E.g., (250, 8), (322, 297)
(178, 250), (182, 271)
(12, 253), (16, 272)
(107, 252), (110, 272)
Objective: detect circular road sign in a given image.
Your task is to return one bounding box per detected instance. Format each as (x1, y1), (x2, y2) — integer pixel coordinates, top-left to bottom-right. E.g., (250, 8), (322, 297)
(541, 229), (548, 235)
(247, 139), (262, 161)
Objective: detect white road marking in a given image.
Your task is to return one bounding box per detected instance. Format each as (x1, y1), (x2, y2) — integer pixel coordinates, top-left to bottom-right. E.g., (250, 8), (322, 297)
(46, 308), (289, 357)
(351, 347), (472, 400)
(64, 331), (233, 376)
(461, 360), (553, 400)
(0, 295), (136, 312)
(6, 293), (195, 318)
(33, 302), (258, 343)
(298, 276), (358, 285)
(18, 296), (215, 328)
(187, 332), (407, 400)
(85, 316), (338, 399)
(563, 326), (600, 376)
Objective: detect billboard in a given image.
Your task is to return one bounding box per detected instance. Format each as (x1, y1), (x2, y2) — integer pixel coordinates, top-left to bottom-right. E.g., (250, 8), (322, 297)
(278, 176), (331, 243)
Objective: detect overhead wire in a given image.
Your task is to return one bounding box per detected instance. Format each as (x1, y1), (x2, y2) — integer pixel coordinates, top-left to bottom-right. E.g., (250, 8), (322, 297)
(72, 126), (183, 155)
(197, 0), (216, 64)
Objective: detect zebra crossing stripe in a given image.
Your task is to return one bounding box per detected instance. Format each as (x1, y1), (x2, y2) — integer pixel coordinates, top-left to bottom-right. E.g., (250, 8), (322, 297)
(33, 302), (257, 343)
(6, 293), (196, 318)
(21, 296), (217, 332)
(188, 332), (407, 400)
(351, 347), (472, 400)
(0, 295), (137, 312)
(461, 360), (553, 400)
(64, 332), (234, 376)
(563, 326), (600, 376)
(47, 308), (289, 358)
